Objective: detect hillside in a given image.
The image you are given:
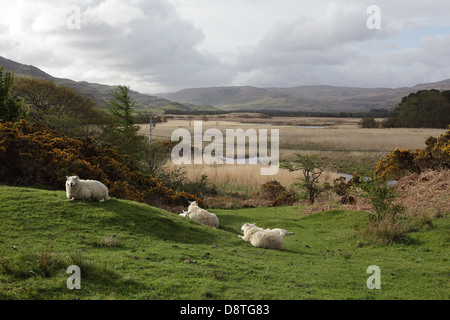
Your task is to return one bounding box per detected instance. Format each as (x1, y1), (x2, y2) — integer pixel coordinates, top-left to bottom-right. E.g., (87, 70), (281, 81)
(159, 80), (450, 112)
(0, 184), (448, 301)
(0, 56), (215, 113)
(3, 56), (450, 114)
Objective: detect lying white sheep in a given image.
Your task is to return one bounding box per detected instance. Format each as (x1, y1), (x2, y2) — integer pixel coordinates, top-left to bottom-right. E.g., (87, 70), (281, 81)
(239, 223), (284, 251)
(182, 201), (219, 229)
(66, 175), (110, 202)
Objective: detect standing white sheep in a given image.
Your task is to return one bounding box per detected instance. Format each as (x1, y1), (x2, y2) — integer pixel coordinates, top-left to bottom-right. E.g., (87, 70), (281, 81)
(182, 201), (219, 229)
(238, 223), (289, 251)
(66, 175), (110, 202)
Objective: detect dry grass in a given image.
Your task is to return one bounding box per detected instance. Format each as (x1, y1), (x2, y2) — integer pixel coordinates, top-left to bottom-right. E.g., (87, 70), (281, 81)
(396, 169), (450, 218)
(140, 117), (445, 153)
(141, 117), (447, 202)
(164, 162), (342, 191)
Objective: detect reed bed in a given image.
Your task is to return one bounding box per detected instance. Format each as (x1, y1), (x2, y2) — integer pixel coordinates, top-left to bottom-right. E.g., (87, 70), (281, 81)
(164, 162), (342, 190)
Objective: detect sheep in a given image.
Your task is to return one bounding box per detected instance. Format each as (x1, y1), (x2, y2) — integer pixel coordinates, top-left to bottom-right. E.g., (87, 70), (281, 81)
(183, 201), (219, 229)
(66, 175), (110, 202)
(239, 223), (284, 251)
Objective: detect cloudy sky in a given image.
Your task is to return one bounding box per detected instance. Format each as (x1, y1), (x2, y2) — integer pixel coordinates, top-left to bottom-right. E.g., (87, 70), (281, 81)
(1, 0), (450, 93)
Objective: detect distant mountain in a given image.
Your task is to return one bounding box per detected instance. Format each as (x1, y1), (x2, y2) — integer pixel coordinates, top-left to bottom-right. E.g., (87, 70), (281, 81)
(158, 80), (450, 113)
(4, 56), (450, 113)
(0, 56), (213, 113)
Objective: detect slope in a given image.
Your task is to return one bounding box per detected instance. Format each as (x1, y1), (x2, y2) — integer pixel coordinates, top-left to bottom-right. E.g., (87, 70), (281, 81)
(160, 80), (450, 112)
(0, 185), (448, 300)
(0, 56), (214, 113)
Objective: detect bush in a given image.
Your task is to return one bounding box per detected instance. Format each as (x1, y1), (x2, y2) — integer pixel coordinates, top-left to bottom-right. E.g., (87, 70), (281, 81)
(259, 180), (296, 207)
(260, 180), (287, 200)
(0, 120), (202, 208)
(358, 174), (405, 223)
(375, 130), (450, 180)
(271, 190), (296, 207)
(359, 117), (380, 128)
(333, 176), (356, 204)
(355, 171), (411, 245)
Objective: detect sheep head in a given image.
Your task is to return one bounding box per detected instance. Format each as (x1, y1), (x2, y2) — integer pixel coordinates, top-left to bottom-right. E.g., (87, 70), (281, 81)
(66, 175), (79, 188)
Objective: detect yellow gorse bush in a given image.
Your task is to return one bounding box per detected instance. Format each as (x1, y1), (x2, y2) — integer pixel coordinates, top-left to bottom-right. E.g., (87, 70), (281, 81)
(376, 130), (450, 180)
(0, 120), (202, 208)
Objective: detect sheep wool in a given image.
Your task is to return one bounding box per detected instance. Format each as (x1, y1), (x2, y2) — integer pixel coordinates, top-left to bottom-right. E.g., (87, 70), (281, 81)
(66, 175), (110, 202)
(271, 228), (295, 236)
(239, 223), (284, 251)
(186, 201), (220, 229)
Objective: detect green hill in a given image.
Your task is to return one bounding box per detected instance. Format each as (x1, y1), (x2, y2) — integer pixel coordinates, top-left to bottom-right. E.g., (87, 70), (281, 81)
(0, 185), (448, 300)
(0, 56), (217, 114)
(159, 80), (450, 113)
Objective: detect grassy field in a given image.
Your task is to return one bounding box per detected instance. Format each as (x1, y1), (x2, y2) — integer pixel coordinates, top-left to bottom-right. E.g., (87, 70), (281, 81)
(139, 116), (447, 185)
(1, 185), (448, 300)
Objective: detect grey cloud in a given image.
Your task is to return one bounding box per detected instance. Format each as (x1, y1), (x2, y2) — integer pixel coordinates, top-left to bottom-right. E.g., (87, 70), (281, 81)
(1, 0), (450, 92)
(232, 2), (450, 89)
(1, 0), (233, 92)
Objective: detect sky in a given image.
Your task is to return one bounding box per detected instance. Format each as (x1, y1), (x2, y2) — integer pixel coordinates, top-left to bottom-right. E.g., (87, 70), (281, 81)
(1, 0), (450, 94)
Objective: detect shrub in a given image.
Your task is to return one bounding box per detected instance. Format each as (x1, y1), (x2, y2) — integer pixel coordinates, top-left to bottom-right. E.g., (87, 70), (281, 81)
(375, 130), (450, 180)
(333, 176), (356, 205)
(359, 117), (380, 128)
(0, 120), (202, 208)
(260, 180), (287, 200)
(355, 171), (411, 245)
(271, 190), (296, 207)
(358, 174), (405, 223)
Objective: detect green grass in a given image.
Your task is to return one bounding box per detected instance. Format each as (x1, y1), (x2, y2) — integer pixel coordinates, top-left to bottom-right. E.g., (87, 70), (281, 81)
(0, 185), (448, 300)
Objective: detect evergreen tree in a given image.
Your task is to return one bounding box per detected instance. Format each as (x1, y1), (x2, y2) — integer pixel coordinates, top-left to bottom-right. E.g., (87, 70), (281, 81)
(107, 85), (136, 129)
(383, 90), (450, 128)
(0, 66), (21, 122)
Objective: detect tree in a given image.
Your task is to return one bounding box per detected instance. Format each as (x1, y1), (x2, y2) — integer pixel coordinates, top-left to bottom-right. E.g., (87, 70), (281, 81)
(382, 90), (450, 128)
(0, 66), (21, 122)
(107, 85), (135, 130)
(281, 154), (328, 204)
(11, 77), (104, 137)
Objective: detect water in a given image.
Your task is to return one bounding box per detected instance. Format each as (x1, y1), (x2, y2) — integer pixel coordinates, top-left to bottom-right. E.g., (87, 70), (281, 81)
(298, 126), (326, 129)
(338, 173), (397, 186)
(244, 123), (326, 129)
